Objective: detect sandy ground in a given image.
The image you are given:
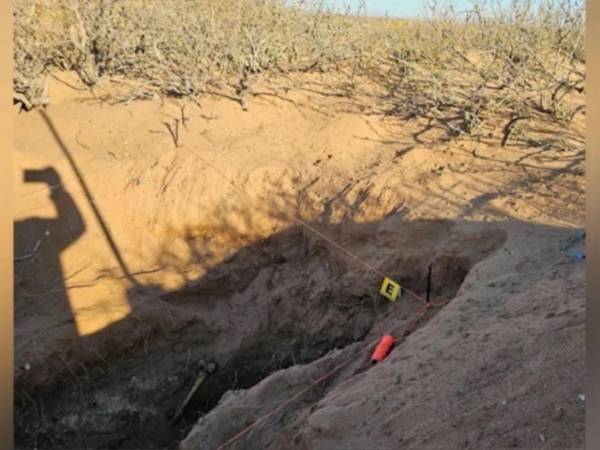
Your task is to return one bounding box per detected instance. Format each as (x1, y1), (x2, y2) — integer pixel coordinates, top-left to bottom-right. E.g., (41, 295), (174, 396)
(13, 71), (585, 449)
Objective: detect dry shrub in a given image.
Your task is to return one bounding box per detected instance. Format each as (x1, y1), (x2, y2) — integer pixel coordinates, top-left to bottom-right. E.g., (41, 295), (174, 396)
(14, 0), (585, 146)
(13, 0), (371, 105)
(371, 0), (585, 143)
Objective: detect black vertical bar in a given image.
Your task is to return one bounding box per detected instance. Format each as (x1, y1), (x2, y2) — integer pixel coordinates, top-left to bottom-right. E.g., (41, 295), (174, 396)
(426, 264), (432, 303)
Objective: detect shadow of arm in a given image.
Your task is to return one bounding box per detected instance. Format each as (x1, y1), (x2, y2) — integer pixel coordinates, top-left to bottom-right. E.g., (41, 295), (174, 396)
(50, 185), (86, 248)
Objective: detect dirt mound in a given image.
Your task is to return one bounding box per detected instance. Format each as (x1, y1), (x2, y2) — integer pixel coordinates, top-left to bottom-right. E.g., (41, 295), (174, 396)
(181, 220), (584, 450)
(15, 216), (507, 449)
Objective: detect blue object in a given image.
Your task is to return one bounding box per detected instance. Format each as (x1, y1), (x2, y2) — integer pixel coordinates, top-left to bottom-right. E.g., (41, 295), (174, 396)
(563, 230), (585, 261)
(566, 251), (586, 261)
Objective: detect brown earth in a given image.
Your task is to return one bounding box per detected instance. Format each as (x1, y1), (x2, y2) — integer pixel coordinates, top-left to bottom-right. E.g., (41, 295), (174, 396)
(13, 71), (585, 449)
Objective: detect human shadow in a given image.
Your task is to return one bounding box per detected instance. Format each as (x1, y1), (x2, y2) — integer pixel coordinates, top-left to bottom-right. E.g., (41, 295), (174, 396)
(14, 167), (85, 344)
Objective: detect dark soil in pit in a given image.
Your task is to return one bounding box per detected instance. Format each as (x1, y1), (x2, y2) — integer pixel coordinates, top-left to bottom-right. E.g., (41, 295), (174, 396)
(14, 218), (506, 450)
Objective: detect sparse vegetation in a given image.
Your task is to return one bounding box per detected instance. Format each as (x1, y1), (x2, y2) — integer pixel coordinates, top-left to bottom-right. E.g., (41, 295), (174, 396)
(14, 0), (584, 145)
(372, 0), (585, 144)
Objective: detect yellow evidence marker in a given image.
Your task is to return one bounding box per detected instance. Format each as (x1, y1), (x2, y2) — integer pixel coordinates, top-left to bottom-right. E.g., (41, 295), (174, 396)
(380, 277), (401, 301)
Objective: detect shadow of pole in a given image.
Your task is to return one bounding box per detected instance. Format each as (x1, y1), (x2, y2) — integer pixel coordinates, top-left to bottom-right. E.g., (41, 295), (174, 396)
(38, 108), (141, 287)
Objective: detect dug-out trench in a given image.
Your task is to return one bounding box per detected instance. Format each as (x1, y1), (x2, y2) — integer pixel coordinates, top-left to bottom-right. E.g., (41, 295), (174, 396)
(15, 218), (506, 449)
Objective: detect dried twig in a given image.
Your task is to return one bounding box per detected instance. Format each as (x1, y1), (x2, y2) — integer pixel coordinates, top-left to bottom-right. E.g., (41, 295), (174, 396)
(56, 355), (84, 402)
(14, 240), (42, 263)
(501, 115), (529, 147)
(164, 119), (180, 148)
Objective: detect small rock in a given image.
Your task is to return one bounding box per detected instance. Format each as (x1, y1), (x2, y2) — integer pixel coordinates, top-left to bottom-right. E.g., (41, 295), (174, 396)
(577, 394), (585, 402)
(539, 433), (546, 442)
(501, 400), (507, 406)
(24, 363), (31, 371)
(552, 407), (565, 421)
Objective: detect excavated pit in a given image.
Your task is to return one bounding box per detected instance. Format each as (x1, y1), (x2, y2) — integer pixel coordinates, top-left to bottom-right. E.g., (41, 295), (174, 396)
(14, 218), (506, 449)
